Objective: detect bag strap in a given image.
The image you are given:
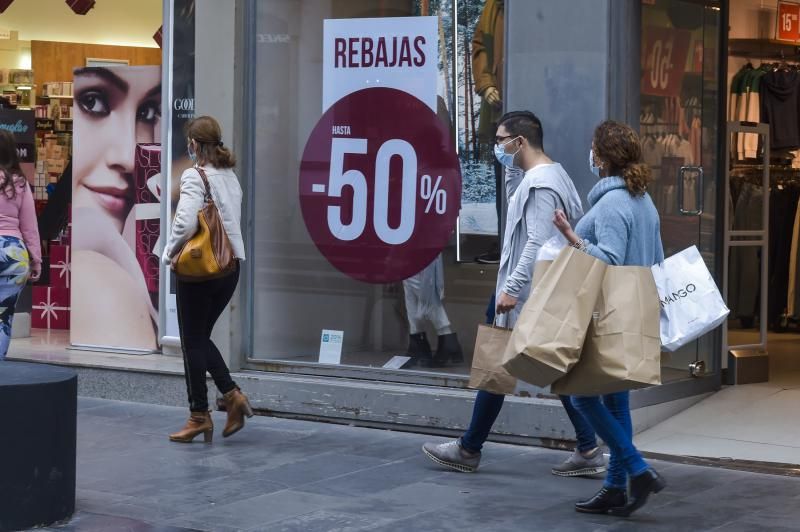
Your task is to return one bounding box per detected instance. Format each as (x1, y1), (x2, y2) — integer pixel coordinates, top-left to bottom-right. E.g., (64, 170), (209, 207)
(195, 166), (212, 201)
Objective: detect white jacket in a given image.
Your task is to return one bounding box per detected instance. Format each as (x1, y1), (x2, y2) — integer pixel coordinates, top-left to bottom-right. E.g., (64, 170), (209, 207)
(161, 165), (246, 263)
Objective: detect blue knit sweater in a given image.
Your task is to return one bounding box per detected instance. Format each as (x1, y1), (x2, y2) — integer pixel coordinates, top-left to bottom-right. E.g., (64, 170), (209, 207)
(575, 176), (664, 267)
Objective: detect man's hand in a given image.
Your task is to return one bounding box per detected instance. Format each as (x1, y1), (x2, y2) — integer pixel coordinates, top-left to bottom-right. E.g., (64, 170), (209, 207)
(496, 291), (518, 315)
(482, 86), (502, 108)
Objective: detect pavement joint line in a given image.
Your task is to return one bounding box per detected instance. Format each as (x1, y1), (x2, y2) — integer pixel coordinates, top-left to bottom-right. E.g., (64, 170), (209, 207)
(640, 451), (800, 477)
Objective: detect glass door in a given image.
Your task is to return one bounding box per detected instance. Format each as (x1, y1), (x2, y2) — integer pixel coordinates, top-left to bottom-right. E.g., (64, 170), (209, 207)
(640, 0), (722, 386)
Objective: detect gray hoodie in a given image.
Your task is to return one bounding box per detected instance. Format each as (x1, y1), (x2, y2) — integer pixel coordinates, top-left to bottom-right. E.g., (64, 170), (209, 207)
(496, 163), (583, 328)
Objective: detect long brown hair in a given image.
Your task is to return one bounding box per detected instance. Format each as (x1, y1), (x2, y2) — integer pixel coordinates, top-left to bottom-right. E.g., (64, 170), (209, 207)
(593, 120), (651, 196)
(185, 116), (236, 168)
(0, 129), (26, 199)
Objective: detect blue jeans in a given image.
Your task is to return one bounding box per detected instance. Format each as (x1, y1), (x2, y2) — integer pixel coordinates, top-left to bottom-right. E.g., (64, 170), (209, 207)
(460, 391), (598, 453)
(572, 392), (649, 489)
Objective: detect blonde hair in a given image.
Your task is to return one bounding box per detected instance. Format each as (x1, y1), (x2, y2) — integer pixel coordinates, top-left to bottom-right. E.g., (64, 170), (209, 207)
(185, 115), (236, 168)
(593, 120), (651, 196)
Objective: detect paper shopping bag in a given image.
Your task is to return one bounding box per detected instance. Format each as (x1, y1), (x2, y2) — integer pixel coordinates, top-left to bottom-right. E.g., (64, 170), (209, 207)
(652, 246), (729, 352)
(531, 260), (552, 287)
(468, 324), (516, 395)
(551, 266), (662, 396)
(501, 247), (607, 387)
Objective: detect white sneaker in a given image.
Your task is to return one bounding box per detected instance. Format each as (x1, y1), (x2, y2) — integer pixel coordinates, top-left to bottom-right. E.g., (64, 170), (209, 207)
(422, 439), (481, 473)
(551, 447), (608, 477)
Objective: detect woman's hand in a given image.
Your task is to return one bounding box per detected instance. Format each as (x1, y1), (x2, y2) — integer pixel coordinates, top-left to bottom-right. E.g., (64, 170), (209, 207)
(496, 291), (518, 315)
(30, 263), (41, 282)
(553, 209), (581, 246)
(553, 209), (572, 234)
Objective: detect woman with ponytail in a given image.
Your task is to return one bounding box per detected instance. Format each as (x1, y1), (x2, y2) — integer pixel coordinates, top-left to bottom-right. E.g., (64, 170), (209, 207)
(552, 120), (666, 517)
(162, 116), (251, 443)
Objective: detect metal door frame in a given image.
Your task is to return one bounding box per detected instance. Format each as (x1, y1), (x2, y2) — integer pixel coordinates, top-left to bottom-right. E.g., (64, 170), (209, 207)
(632, 0), (728, 408)
(722, 122), (770, 355)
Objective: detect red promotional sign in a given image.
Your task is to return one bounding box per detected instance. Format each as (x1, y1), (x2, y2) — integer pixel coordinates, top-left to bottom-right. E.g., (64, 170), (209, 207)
(299, 88), (461, 284)
(777, 1), (800, 41)
(641, 27), (692, 97)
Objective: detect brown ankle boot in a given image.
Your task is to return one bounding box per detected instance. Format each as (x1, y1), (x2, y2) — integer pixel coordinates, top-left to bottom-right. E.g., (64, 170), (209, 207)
(222, 387), (254, 438)
(169, 411), (213, 443)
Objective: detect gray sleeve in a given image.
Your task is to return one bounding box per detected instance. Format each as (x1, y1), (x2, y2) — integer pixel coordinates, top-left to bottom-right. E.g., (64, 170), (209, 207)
(503, 188), (561, 297)
(505, 167), (525, 199)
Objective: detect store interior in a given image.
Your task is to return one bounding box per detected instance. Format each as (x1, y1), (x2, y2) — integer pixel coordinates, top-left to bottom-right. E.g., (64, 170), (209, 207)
(638, 0), (800, 466)
(0, 0), (162, 351)
(725, 0), (800, 387)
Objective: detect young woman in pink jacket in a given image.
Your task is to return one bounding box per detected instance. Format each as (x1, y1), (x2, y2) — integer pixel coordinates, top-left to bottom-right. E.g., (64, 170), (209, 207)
(0, 129), (42, 359)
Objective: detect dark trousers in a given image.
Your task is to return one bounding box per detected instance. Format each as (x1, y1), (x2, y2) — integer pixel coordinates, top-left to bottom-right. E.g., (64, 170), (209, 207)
(471, 295), (598, 452)
(460, 390), (598, 453)
(176, 265), (239, 412)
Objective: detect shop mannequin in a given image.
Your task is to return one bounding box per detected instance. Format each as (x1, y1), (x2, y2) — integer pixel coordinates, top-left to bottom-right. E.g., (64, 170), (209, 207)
(402, 254), (463, 367)
(472, 0), (505, 262)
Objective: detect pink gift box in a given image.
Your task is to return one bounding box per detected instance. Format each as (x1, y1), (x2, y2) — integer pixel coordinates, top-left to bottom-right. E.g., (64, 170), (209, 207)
(32, 286), (70, 330)
(49, 244), (70, 289)
(134, 144), (161, 298)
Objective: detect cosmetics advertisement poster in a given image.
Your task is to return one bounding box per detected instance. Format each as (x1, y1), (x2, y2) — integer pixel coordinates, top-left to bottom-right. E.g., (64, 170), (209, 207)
(70, 65), (162, 352)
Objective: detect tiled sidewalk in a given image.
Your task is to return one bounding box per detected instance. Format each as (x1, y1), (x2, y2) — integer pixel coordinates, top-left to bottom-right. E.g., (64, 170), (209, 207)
(41, 398), (800, 532)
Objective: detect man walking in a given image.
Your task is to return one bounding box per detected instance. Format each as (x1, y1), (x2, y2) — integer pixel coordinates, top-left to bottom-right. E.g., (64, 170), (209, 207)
(422, 111), (607, 477)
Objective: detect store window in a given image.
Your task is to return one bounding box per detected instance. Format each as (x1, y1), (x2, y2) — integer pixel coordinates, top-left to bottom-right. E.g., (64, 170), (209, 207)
(640, 0), (721, 382)
(247, 0), (503, 379)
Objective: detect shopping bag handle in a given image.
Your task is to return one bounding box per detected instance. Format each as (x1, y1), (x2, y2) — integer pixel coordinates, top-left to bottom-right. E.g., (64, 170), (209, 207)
(490, 316), (510, 331)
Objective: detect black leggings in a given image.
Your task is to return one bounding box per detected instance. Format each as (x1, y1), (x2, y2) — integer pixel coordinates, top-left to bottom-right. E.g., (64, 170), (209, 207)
(176, 264), (239, 412)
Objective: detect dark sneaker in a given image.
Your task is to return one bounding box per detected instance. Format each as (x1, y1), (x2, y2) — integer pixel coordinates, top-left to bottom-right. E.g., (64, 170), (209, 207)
(422, 439), (481, 473)
(551, 447), (608, 477)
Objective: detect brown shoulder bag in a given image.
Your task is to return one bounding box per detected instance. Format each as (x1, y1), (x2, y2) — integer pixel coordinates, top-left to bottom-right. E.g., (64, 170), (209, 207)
(172, 167), (236, 282)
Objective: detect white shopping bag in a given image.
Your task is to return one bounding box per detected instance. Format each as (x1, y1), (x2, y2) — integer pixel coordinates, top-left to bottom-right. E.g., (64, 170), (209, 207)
(651, 246), (730, 352)
(537, 234), (568, 261)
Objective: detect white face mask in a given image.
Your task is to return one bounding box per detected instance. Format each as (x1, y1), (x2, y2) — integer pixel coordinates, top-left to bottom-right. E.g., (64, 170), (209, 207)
(494, 137), (521, 169)
(589, 149), (601, 177)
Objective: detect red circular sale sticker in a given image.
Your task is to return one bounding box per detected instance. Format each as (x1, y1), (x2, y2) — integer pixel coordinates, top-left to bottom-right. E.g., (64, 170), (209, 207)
(299, 88), (461, 284)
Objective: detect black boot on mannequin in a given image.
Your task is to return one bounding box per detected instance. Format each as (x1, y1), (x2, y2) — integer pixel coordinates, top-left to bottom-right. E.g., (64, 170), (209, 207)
(405, 332), (433, 367)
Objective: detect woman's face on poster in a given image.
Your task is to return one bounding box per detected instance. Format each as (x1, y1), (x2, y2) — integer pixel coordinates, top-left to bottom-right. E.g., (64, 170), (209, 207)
(72, 67), (161, 233)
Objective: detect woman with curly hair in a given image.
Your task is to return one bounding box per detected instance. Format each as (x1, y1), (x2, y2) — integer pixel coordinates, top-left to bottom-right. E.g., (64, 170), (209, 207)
(553, 120), (666, 517)
(0, 129), (42, 359)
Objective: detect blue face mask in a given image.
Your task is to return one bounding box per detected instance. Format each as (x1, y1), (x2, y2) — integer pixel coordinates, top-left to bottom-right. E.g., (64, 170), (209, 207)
(589, 149), (601, 177)
(494, 137), (521, 169)
(188, 143), (197, 163)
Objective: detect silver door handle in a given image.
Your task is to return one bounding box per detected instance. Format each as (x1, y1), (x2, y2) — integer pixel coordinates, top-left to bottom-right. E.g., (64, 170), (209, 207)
(679, 166), (703, 216)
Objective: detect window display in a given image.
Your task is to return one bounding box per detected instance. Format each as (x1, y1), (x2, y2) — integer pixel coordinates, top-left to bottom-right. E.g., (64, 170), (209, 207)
(248, 0), (496, 377)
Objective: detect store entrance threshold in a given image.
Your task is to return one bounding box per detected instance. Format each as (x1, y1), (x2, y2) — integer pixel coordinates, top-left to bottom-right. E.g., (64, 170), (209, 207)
(637, 333), (800, 466)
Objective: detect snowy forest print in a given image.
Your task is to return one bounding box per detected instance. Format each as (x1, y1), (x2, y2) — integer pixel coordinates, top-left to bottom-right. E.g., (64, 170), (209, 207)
(415, 0), (498, 236)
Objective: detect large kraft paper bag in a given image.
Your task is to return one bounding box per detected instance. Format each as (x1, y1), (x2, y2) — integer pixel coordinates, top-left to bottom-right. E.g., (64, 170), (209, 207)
(532, 260), (552, 287)
(501, 247), (607, 387)
(551, 266), (662, 396)
(468, 324), (516, 395)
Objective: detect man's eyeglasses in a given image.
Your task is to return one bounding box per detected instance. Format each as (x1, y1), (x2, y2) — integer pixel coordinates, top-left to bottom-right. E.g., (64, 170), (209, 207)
(495, 135), (516, 145)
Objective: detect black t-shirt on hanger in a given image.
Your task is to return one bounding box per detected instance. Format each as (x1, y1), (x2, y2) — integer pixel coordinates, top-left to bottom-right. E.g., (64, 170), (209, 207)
(760, 69), (800, 150)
